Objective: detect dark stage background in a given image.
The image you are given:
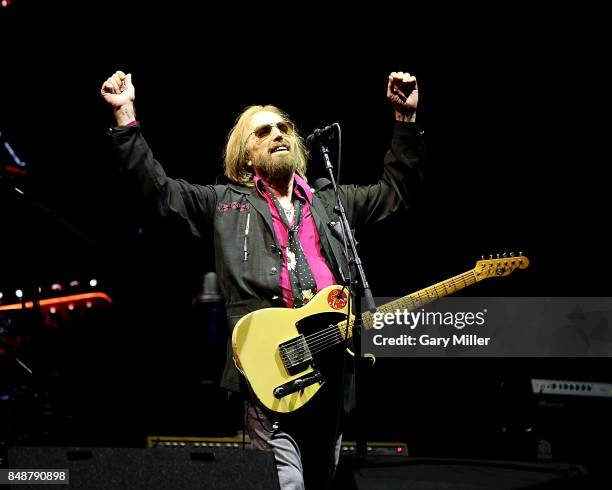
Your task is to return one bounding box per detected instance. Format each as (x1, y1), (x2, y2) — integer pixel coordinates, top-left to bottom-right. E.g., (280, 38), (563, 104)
(1, 0), (610, 475)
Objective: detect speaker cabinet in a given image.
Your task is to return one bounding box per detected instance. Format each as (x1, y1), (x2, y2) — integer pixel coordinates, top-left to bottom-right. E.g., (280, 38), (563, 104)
(8, 446), (279, 489)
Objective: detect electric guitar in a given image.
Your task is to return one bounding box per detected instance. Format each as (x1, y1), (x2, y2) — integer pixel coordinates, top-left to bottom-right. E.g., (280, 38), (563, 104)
(232, 254), (529, 413)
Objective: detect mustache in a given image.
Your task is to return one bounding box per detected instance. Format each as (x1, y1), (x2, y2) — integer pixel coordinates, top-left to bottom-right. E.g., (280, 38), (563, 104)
(269, 139), (292, 153)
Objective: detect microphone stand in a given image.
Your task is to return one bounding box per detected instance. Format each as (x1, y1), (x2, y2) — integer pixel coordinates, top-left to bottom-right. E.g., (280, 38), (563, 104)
(312, 134), (377, 461)
(1, 127), (96, 246)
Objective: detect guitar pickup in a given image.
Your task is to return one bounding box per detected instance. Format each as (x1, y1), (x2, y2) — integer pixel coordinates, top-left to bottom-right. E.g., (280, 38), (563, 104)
(273, 370), (322, 399)
(279, 335), (313, 375)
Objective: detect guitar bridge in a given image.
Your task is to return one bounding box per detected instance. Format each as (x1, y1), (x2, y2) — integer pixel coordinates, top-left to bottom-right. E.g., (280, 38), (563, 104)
(273, 370), (322, 399)
(279, 335), (313, 375)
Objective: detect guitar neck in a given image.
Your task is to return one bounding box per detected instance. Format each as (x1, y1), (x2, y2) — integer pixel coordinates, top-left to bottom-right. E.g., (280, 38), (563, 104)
(337, 269), (478, 338)
(366, 269), (478, 328)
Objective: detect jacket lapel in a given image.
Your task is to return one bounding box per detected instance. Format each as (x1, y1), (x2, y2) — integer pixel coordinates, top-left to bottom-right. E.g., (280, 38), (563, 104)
(243, 186), (279, 247)
(232, 182), (347, 279)
(310, 195), (348, 283)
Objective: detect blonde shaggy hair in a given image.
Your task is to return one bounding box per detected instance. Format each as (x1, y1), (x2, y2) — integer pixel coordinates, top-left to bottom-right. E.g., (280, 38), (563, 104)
(223, 105), (309, 186)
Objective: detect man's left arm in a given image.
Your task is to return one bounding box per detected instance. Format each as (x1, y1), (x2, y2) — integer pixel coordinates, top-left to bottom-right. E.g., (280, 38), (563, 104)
(340, 72), (424, 229)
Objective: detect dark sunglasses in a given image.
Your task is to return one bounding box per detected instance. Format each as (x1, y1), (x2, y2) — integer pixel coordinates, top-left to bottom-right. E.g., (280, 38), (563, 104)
(250, 121), (294, 140)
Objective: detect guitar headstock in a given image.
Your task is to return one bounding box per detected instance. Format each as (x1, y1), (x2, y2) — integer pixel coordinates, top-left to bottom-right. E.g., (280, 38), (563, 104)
(474, 252), (529, 281)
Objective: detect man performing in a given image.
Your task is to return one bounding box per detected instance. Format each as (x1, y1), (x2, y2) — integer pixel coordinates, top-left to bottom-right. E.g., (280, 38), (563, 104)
(101, 69), (423, 489)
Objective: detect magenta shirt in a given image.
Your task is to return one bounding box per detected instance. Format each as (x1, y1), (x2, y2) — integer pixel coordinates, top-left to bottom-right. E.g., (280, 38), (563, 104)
(254, 174), (337, 307)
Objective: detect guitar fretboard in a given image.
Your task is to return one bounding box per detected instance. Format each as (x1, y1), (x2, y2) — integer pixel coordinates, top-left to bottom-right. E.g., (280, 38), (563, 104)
(337, 270), (478, 336)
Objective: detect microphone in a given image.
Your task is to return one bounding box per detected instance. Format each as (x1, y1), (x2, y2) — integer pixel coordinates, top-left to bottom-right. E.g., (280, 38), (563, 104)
(305, 124), (336, 147)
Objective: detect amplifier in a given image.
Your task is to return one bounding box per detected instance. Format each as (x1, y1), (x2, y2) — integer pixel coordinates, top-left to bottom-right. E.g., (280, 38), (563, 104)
(7, 446), (280, 489)
(146, 435), (409, 457)
(146, 435), (251, 450)
(531, 378), (612, 398)
(522, 377), (612, 469)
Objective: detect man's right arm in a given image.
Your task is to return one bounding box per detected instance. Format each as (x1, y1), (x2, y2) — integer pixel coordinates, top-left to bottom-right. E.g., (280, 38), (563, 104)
(102, 71), (216, 239)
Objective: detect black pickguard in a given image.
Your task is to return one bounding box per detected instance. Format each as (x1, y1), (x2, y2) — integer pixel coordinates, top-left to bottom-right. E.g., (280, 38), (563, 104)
(293, 311), (348, 396)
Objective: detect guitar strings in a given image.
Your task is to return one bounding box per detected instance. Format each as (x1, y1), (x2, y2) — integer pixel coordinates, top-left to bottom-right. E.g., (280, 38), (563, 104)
(281, 324), (351, 362)
(280, 271), (476, 351)
(280, 326), (343, 364)
(281, 264), (523, 364)
(280, 272), (479, 363)
(281, 274), (476, 359)
(283, 261), (518, 353)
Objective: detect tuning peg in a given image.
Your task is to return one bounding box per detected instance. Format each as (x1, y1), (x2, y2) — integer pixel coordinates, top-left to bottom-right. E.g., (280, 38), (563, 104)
(503, 253), (507, 258)
(489, 254), (493, 260)
(497, 254), (500, 259)
(510, 252), (514, 257)
(519, 251), (523, 256)
(481, 255), (485, 260)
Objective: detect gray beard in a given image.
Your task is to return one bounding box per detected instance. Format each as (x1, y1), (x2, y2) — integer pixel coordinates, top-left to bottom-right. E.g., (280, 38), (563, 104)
(253, 152), (297, 187)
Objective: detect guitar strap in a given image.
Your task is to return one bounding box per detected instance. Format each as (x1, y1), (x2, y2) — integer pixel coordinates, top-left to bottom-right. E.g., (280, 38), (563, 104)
(310, 195), (349, 284)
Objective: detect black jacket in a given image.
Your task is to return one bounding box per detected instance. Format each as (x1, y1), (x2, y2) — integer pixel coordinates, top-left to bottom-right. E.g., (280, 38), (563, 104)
(109, 122), (425, 391)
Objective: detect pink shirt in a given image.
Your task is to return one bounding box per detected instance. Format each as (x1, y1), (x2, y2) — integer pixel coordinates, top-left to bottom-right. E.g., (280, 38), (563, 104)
(254, 174), (337, 308)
